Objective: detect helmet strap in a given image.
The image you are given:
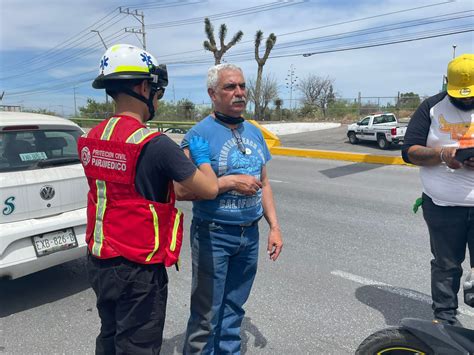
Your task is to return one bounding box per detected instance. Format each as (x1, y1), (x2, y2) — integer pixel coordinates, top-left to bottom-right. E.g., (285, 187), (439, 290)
(121, 87), (156, 121)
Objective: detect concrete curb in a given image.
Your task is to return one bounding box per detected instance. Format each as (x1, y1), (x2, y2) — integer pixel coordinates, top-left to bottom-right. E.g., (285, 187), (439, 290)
(270, 146), (409, 166)
(93, 125), (408, 166)
(247, 120), (281, 148)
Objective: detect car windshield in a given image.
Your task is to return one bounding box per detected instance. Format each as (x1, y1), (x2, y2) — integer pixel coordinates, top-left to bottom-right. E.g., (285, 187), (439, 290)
(0, 128), (83, 172)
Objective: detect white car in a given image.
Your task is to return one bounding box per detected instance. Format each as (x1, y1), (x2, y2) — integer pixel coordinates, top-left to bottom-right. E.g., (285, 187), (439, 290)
(0, 112), (88, 279)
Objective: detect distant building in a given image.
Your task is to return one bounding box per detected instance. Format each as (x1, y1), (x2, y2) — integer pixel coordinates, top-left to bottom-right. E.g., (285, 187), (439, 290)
(0, 105), (21, 112)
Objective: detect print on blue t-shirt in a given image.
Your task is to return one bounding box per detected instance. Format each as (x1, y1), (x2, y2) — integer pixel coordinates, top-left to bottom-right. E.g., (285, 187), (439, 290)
(182, 115), (271, 225)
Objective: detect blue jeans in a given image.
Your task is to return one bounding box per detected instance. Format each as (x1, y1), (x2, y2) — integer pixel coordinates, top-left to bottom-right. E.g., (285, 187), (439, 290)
(183, 217), (260, 355)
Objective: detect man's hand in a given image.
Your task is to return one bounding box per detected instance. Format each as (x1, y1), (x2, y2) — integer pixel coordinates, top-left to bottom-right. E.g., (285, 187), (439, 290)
(267, 226), (282, 261)
(232, 175), (262, 195)
(189, 136), (211, 167)
(442, 147), (463, 169)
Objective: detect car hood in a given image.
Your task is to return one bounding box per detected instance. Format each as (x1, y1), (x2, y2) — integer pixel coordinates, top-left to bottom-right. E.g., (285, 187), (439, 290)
(0, 164), (87, 224)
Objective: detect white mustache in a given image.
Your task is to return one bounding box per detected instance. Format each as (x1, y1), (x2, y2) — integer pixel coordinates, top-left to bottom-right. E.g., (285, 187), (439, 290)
(232, 98), (246, 104)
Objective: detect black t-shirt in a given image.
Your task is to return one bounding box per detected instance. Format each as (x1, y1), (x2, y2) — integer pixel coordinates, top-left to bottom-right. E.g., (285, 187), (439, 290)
(135, 134), (196, 203)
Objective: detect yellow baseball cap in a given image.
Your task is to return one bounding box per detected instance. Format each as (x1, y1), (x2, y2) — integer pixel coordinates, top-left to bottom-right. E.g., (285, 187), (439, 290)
(447, 53), (474, 98)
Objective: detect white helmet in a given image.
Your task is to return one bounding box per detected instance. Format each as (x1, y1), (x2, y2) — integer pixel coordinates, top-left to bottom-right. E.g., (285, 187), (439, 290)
(92, 44), (168, 120)
(92, 44), (168, 89)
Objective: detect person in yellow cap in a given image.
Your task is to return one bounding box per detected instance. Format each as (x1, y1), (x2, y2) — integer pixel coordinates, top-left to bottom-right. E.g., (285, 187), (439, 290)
(402, 53), (474, 326)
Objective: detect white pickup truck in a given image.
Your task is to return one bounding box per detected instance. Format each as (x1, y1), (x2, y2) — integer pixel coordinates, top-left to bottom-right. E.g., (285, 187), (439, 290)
(346, 113), (407, 149)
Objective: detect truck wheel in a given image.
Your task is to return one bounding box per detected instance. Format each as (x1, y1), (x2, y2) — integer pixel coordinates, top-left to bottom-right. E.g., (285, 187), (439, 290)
(377, 135), (390, 150)
(348, 132), (359, 144)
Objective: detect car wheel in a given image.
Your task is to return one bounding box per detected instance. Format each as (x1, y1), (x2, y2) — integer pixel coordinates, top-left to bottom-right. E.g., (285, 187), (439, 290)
(377, 135), (390, 150)
(348, 132), (358, 144)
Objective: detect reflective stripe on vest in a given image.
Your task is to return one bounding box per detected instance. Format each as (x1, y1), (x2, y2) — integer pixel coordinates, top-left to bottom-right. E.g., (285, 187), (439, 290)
(91, 117), (120, 257)
(92, 180), (107, 256)
(145, 204), (160, 262)
(126, 127), (156, 144)
(170, 209), (182, 252)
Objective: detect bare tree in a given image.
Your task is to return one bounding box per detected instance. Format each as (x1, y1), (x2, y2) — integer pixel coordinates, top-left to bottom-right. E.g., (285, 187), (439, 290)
(254, 30), (276, 120)
(247, 75), (278, 120)
(203, 18), (243, 65)
(298, 74), (335, 117)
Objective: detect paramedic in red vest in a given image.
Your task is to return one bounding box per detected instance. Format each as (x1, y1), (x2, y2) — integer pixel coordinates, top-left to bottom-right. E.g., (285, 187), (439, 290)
(78, 44), (218, 355)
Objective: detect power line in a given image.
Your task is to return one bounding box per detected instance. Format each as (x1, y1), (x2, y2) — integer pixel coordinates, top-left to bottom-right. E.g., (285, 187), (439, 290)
(1, 28), (131, 81)
(131, 0), (205, 10)
(142, 1), (305, 29)
(256, 12), (473, 54)
(0, 8), (122, 72)
(160, 14), (473, 64)
(297, 28), (474, 58)
(156, 0), (456, 59)
(2, 0), (468, 98)
(169, 26), (473, 65)
(0, 1), (303, 80)
(7, 25), (471, 98)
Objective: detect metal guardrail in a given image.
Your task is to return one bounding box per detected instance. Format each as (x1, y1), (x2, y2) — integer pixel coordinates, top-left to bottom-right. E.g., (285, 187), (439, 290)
(70, 118), (196, 132)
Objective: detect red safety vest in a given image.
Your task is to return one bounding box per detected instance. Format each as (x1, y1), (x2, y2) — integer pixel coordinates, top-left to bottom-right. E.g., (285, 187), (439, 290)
(77, 115), (183, 267)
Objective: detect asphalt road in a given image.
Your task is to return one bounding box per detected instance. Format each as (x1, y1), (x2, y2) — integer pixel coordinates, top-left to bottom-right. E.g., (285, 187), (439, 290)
(2, 156), (473, 354)
(169, 124), (404, 156)
(278, 125), (403, 156)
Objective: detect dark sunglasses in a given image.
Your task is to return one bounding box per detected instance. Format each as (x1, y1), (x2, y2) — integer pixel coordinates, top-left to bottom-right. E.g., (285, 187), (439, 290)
(231, 128), (246, 155)
(155, 87), (165, 100)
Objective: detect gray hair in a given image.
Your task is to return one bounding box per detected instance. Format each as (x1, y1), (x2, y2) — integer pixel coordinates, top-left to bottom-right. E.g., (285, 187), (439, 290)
(207, 63), (243, 90)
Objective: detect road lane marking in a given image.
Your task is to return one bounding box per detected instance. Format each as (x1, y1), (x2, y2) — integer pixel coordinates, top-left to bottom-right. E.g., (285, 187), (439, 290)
(269, 179), (286, 183)
(331, 270), (474, 317)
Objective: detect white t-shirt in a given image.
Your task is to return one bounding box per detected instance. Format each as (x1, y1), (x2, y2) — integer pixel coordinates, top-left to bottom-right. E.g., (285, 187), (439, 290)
(414, 94), (474, 206)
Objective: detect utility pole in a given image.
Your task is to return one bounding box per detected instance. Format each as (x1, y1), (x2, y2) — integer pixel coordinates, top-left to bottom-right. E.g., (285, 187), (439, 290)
(285, 64), (298, 110)
(73, 87), (77, 117)
(121, 7), (146, 49)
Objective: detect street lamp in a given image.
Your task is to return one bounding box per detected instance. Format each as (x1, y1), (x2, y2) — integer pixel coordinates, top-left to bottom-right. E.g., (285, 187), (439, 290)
(91, 30), (108, 49)
(452, 45), (457, 59)
(91, 30), (109, 106)
(285, 64), (298, 110)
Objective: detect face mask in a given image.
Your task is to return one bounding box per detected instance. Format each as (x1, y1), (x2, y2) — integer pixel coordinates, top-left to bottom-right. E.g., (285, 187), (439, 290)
(449, 96), (474, 111)
(214, 111), (244, 124)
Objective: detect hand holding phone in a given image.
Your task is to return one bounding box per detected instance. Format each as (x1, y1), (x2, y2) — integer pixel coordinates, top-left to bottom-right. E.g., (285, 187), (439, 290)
(454, 147), (474, 163)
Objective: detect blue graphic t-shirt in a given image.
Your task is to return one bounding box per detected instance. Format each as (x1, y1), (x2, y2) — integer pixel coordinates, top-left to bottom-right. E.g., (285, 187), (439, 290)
(182, 115), (271, 225)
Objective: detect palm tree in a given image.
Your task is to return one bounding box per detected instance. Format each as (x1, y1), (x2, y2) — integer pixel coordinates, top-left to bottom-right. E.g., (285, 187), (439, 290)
(254, 30), (277, 119)
(274, 98), (283, 121)
(203, 18), (243, 65)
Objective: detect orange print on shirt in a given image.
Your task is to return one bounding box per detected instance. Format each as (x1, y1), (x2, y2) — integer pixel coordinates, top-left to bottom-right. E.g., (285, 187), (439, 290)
(439, 115), (474, 148)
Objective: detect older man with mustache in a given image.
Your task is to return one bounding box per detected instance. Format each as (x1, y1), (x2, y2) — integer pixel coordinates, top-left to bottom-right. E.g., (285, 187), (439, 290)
(176, 63), (283, 354)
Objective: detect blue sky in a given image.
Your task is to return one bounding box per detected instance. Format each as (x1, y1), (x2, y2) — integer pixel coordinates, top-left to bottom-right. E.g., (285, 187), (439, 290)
(1, 0), (473, 116)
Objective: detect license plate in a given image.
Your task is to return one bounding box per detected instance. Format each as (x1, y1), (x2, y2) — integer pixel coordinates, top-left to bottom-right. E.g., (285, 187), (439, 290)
(32, 228), (78, 257)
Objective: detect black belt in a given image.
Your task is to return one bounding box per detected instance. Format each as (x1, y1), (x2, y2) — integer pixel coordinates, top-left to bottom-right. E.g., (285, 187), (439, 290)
(193, 217), (261, 228)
